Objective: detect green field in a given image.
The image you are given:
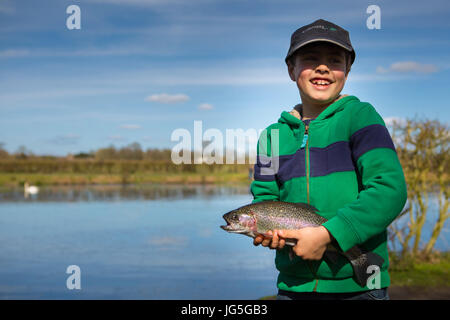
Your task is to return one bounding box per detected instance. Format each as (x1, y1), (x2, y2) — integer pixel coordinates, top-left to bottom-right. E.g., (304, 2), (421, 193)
(259, 252), (450, 300)
(0, 159), (253, 187)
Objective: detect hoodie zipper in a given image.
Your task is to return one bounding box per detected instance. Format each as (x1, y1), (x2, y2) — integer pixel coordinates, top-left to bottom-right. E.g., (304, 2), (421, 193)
(304, 124), (311, 205)
(306, 141), (310, 205)
(304, 122), (319, 292)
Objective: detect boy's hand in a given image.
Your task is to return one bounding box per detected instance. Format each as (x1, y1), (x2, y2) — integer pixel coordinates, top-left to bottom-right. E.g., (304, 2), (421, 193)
(253, 226), (332, 261)
(253, 230), (286, 249)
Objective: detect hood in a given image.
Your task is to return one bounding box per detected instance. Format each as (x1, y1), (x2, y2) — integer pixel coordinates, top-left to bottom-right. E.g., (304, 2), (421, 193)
(278, 95), (359, 127)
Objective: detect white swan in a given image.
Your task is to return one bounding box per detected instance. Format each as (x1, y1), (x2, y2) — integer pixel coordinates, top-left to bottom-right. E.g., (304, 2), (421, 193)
(24, 181), (39, 195)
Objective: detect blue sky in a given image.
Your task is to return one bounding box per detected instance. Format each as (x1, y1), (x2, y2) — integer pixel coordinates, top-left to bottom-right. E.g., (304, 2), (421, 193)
(1, 0), (449, 156)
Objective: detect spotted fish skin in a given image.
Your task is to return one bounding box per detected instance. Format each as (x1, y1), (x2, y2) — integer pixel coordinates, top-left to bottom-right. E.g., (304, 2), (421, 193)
(220, 201), (384, 287)
(249, 201), (327, 232)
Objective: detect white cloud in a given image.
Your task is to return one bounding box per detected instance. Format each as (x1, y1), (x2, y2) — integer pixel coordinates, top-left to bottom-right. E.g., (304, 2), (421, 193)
(145, 93), (190, 104)
(148, 236), (187, 246)
(1, 62), (423, 106)
(120, 124), (141, 130)
(148, 236), (188, 250)
(107, 135), (126, 142)
(0, 1), (14, 15)
(0, 49), (29, 58)
(135, 66), (288, 86)
(198, 103), (213, 110)
(348, 73), (415, 83)
(0, 46), (170, 59)
(376, 61), (438, 74)
(48, 134), (80, 145)
(384, 117), (406, 127)
(90, 0), (184, 6)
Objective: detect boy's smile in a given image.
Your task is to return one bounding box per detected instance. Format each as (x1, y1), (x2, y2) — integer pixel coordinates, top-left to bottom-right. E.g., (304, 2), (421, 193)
(288, 42), (350, 109)
(310, 76), (334, 90)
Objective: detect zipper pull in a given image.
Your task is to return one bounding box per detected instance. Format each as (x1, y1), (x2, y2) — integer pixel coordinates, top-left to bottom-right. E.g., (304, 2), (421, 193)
(300, 123), (309, 148)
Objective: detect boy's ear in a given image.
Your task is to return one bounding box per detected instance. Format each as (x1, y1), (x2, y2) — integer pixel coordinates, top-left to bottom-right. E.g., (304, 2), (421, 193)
(345, 53), (352, 77)
(345, 63), (351, 77)
(287, 61), (296, 82)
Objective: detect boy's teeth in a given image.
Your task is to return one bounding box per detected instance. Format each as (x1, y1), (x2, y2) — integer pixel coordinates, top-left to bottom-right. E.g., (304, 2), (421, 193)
(312, 79), (331, 85)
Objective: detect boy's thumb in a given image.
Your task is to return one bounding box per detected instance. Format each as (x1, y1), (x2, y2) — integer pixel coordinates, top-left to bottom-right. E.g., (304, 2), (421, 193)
(278, 229), (294, 238)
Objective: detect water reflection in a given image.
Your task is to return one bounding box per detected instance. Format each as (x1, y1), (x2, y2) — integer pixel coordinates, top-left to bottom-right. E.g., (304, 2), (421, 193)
(0, 184), (275, 299)
(0, 184), (251, 203)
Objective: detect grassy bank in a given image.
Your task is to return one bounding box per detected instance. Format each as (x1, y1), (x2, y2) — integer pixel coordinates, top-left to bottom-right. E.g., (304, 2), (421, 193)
(259, 252), (450, 300)
(0, 159), (254, 187)
(388, 252), (450, 287)
(0, 171), (251, 188)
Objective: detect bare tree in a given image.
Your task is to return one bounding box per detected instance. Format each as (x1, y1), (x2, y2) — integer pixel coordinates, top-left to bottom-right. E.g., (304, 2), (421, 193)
(389, 118), (449, 258)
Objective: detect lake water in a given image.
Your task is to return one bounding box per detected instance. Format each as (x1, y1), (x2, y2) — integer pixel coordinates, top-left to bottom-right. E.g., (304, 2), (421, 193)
(0, 184), (447, 299)
(0, 184), (278, 299)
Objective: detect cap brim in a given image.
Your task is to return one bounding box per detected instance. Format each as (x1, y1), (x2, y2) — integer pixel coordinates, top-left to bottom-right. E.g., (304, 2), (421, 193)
(285, 38), (355, 64)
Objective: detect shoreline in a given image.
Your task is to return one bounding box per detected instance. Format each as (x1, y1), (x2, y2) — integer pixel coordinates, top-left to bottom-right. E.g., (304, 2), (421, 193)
(0, 172), (252, 188)
(259, 252), (450, 300)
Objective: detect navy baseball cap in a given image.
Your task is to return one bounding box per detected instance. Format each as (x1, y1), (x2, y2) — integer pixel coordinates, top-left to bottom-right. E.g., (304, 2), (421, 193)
(285, 19), (355, 65)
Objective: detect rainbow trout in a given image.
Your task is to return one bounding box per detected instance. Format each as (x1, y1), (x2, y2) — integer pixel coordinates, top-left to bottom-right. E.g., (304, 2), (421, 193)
(220, 201), (384, 287)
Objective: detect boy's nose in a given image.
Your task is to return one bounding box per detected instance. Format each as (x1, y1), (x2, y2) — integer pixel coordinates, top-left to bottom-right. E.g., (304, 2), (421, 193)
(314, 65), (330, 74)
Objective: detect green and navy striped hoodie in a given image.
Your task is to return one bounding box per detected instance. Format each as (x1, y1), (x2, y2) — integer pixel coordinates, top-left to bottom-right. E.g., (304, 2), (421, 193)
(250, 95), (407, 293)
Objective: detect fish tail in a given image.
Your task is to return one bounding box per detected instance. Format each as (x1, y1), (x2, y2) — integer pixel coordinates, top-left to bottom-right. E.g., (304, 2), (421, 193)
(288, 247), (295, 261)
(343, 246), (385, 287)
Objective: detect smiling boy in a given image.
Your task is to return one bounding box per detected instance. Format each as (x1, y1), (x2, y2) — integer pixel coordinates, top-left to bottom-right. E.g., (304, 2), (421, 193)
(251, 19), (407, 300)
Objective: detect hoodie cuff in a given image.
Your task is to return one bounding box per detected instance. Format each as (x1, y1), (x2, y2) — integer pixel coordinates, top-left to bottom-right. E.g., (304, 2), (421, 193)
(289, 108), (301, 120)
(322, 215), (361, 252)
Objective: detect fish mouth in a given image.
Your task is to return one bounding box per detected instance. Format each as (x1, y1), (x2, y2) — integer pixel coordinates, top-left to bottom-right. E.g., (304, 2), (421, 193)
(220, 223), (247, 233)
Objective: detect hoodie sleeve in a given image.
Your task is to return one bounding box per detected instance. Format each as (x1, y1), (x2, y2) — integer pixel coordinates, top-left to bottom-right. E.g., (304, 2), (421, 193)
(250, 126), (281, 203)
(322, 104), (407, 252)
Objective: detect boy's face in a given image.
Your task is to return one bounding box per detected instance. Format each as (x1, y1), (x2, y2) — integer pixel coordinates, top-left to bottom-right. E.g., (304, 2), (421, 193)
(288, 42), (350, 106)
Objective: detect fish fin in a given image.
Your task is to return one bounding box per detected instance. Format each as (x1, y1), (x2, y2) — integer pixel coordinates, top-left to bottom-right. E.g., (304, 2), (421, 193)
(284, 239), (297, 246)
(288, 247), (295, 261)
(293, 202), (319, 213)
(257, 232), (273, 239)
(343, 246), (385, 287)
(323, 250), (340, 265)
(258, 233), (298, 248)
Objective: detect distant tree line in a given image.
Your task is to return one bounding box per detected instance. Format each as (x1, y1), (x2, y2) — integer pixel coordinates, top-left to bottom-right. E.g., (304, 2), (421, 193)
(93, 142), (172, 161)
(0, 142), (173, 162)
(0, 142), (249, 175)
